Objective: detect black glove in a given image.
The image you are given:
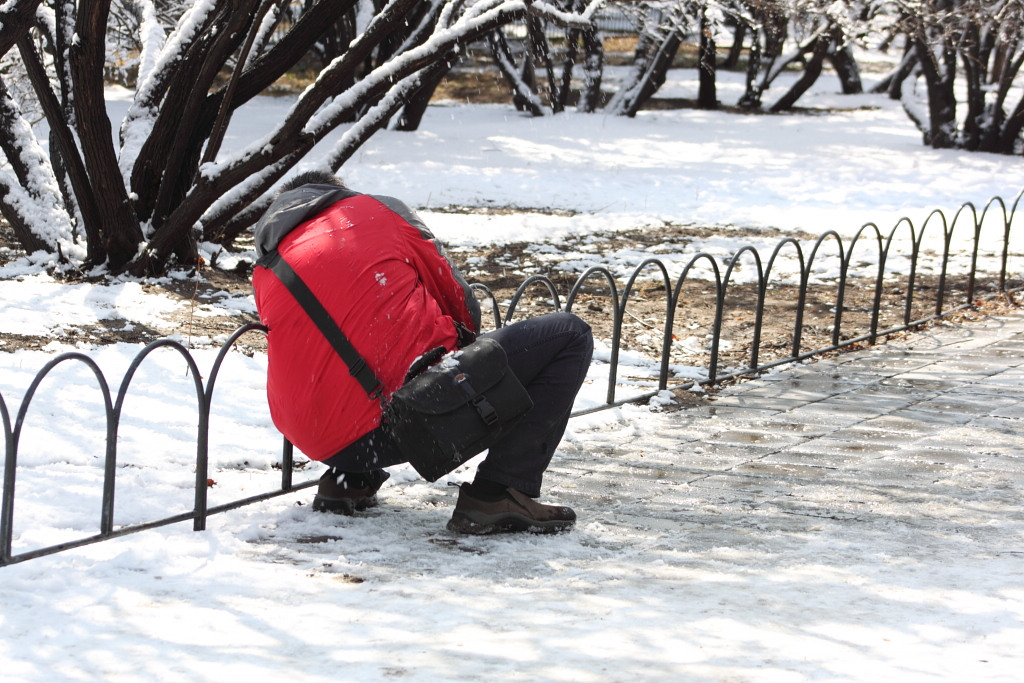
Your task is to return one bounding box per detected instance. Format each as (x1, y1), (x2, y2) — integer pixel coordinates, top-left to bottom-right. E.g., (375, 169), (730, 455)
(454, 322), (477, 348)
(404, 346), (447, 382)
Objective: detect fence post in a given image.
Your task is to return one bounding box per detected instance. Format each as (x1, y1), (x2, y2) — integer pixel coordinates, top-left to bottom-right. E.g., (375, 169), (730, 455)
(1, 395), (14, 565)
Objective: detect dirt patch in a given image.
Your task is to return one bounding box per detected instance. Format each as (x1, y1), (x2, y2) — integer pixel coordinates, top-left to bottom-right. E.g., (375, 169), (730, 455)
(457, 231), (1023, 379)
(3, 219), (1019, 391)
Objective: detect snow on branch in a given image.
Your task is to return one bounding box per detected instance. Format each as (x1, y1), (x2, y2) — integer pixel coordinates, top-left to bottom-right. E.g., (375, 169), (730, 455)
(209, 0), (557, 178)
(525, 0), (604, 28)
(134, 0), (168, 89)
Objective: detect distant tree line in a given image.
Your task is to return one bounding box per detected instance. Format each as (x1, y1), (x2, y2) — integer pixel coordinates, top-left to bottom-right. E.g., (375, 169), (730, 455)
(0, 0), (1022, 276)
(500, 0), (1024, 155)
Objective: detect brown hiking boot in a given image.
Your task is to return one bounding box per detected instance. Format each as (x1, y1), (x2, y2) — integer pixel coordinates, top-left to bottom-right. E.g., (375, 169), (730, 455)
(447, 483), (576, 535)
(312, 468), (389, 515)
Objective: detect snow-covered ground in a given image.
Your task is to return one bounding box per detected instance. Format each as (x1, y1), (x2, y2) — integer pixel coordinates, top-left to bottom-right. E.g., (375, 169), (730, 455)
(2, 62), (1024, 680)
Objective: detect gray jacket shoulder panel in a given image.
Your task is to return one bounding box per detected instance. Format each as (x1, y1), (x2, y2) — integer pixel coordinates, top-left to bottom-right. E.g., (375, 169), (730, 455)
(368, 194), (435, 240)
(253, 185), (358, 259)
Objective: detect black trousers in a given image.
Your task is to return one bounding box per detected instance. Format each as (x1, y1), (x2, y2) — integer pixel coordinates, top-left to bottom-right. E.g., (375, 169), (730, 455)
(323, 311), (593, 497)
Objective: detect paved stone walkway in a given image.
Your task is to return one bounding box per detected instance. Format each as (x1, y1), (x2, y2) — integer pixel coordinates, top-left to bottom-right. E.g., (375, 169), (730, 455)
(703, 310), (1024, 485)
(553, 309), (1024, 556)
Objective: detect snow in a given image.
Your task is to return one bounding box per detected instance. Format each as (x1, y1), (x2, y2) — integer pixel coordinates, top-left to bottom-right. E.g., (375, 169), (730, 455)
(2, 62), (1024, 680)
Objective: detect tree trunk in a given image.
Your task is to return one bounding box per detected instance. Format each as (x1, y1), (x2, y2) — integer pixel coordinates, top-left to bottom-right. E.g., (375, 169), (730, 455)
(829, 42), (863, 94)
(739, 27), (764, 109)
(960, 23), (985, 151)
(993, 51), (1024, 153)
(723, 21), (746, 70)
(576, 23), (604, 113)
(915, 37), (958, 148)
(698, 8), (718, 110)
(0, 81), (51, 254)
(0, 0), (41, 54)
(142, 2), (255, 230)
(557, 26), (581, 113)
(489, 29), (545, 116)
(607, 27), (682, 117)
(999, 93), (1024, 153)
(18, 35), (106, 264)
(871, 44), (917, 99)
(1, 0), (596, 274)
(70, 0), (144, 268)
(526, 15), (561, 113)
(394, 52), (461, 132)
(0, 187), (49, 256)
(770, 30), (834, 113)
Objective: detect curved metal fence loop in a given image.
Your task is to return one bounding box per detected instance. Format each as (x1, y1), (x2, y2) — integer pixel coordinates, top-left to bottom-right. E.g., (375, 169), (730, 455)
(565, 265), (620, 311)
(204, 323), (269, 407)
(1, 387), (13, 565)
(114, 339), (206, 416)
(617, 258), (674, 396)
(505, 274), (562, 326)
(202, 323), (297, 495)
(619, 257), (673, 307)
(2, 352), (115, 564)
(799, 232), (844, 352)
(469, 283), (502, 330)
(1, 391), (10, 457)
(977, 196), (1010, 296)
(910, 208), (950, 320)
(12, 353), (114, 439)
(763, 236), (807, 282)
(113, 339), (209, 532)
(670, 251), (723, 307)
(998, 191), (1024, 294)
(884, 216), (922, 326)
(758, 237), (807, 366)
(948, 200), (979, 236)
(977, 196), (1006, 232)
(565, 265), (622, 404)
(936, 203), (979, 313)
(1006, 190), (1024, 232)
(1, 391), (9, 460)
(670, 252), (723, 381)
(845, 222), (888, 343)
(714, 246), (764, 383)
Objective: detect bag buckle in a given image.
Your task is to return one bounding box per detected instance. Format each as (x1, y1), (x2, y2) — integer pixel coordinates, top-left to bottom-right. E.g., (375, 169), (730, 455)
(471, 395), (499, 427)
(454, 373), (500, 428)
(371, 384), (388, 411)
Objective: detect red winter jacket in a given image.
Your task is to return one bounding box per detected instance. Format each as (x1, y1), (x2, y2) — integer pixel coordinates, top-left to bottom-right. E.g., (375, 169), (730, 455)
(252, 185), (480, 461)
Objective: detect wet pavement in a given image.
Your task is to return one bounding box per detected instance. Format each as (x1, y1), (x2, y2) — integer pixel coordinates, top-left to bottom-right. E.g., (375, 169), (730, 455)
(687, 310), (1024, 488)
(552, 309), (1024, 556)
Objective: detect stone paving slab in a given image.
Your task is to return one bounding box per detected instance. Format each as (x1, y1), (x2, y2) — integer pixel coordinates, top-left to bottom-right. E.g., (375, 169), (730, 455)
(559, 311), (1024, 556)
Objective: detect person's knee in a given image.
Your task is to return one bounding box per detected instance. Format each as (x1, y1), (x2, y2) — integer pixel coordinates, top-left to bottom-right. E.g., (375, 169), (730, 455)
(549, 310), (592, 338)
(550, 311), (593, 364)
(561, 311), (593, 350)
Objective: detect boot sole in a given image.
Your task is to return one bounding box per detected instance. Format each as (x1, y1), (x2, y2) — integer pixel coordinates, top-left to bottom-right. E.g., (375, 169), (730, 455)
(312, 494), (377, 516)
(447, 511), (574, 535)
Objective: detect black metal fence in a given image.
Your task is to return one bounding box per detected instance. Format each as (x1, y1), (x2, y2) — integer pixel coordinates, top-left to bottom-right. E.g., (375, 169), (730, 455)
(2, 192), (1021, 566)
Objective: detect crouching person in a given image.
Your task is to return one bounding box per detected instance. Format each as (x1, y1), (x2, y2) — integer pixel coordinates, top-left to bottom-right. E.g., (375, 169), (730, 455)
(251, 172), (593, 534)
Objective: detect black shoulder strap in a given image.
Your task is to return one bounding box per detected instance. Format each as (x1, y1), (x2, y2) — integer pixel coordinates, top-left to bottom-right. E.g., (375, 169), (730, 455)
(262, 251), (384, 400)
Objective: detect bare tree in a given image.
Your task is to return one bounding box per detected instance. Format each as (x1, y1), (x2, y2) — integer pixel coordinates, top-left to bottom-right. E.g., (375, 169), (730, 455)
(489, 0), (604, 115)
(698, 3), (720, 109)
(0, 0), (602, 275)
(604, 0), (868, 116)
(888, 0), (1024, 153)
(604, 1), (689, 116)
(735, 0), (790, 109)
(735, 0), (869, 112)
